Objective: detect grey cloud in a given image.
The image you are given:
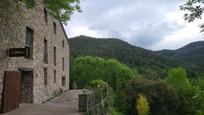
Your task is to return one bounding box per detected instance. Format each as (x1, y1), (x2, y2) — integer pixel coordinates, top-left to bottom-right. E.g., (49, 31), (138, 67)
(89, 20), (184, 48)
(67, 0), (186, 50)
(125, 21), (184, 48)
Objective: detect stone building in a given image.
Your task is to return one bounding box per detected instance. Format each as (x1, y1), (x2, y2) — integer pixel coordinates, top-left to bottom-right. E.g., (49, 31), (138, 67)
(0, 0), (69, 112)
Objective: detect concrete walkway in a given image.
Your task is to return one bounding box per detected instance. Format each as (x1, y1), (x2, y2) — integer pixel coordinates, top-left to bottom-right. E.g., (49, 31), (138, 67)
(2, 90), (84, 115)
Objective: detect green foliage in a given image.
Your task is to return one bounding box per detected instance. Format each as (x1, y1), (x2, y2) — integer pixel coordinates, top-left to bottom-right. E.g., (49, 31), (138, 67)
(89, 80), (108, 88)
(69, 36), (187, 78)
(71, 56), (137, 113)
(136, 94), (150, 115)
(201, 92), (204, 114)
(126, 78), (180, 115)
(194, 74), (204, 90)
(174, 85), (204, 115)
(44, 0), (81, 23)
(71, 56), (105, 88)
(126, 67), (204, 115)
(141, 69), (163, 80)
(109, 107), (123, 115)
(196, 75), (204, 114)
(165, 67), (191, 90)
(197, 78), (204, 90)
(158, 41), (204, 73)
(69, 35), (204, 114)
(21, 0), (81, 22)
(107, 88), (124, 115)
(71, 56), (137, 89)
(165, 67), (204, 115)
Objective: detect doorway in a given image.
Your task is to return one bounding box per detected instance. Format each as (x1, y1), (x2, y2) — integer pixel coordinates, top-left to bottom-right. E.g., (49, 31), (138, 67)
(20, 70), (33, 103)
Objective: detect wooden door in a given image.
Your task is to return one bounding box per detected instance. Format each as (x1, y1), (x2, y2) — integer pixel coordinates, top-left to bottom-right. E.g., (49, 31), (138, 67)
(1, 71), (21, 113)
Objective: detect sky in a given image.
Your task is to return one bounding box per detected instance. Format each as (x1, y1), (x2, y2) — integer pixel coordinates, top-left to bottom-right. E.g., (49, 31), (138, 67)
(64, 0), (204, 51)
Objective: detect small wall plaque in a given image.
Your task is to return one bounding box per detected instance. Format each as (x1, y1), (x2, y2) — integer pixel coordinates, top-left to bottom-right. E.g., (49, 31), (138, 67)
(8, 47), (29, 57)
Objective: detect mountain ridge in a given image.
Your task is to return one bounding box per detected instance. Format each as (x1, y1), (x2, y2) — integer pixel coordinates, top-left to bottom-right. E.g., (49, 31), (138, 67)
(157, 41), (204, 71)
(69, 35), (200, 77)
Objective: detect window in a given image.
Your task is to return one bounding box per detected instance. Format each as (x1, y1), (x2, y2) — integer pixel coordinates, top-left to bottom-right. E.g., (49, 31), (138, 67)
(53, 22), (56, 34)
(62, 76), (65, 86)
(44, 68), (48, 85)
(54, 70), (56, 83)
(62, 57), (64, 71)
(25, 26), (34, 58)
(62, 40), (64, 48)
(54, 47), (56, 66)
(44, 38), (48, 64)
(44, 8), (48, 23)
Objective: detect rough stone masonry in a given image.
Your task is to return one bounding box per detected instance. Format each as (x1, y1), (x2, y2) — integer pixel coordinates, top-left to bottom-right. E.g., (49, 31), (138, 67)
(0, 0), (70, 110)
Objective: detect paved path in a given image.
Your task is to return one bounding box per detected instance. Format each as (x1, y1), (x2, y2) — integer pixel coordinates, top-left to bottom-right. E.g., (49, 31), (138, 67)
(2, 90), (84, 115)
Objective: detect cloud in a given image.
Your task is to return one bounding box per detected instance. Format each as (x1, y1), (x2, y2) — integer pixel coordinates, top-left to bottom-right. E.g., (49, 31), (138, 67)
(65, 0), (203, 50)
(151, 11), (204, 50)
(125, 21), (185, 49)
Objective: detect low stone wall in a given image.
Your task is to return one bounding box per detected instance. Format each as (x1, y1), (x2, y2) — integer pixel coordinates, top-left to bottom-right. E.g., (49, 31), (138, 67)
(79, 87), (108, 115)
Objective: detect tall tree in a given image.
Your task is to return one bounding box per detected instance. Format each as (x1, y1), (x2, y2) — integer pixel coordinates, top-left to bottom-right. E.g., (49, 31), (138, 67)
(180, 0), (204, 32)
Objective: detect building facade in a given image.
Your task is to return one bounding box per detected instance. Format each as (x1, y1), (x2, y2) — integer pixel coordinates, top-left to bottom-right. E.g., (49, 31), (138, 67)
(0, 0), (69, 112)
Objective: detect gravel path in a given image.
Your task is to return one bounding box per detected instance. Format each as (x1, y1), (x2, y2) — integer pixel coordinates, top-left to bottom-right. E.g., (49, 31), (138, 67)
(2, 90), (84, 115)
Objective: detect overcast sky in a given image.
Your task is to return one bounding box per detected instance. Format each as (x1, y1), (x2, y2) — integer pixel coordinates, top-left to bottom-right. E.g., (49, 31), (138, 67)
(64, 0), (204, 51)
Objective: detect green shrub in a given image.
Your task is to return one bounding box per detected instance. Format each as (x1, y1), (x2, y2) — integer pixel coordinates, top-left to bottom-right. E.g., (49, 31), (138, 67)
(89, 80), (108, 88)
(126, 78), (180, 115)
(165, 67), (204, 114)
(136, 94), (150, 115)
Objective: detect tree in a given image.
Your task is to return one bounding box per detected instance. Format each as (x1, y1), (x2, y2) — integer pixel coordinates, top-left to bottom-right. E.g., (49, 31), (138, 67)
(71, 56), (138, 114)
(165, 67), (191, 90)
(136, 94), (150, 115)
(165, 67), (204, 115)
(21, 0), (81, 22)
(126, 78), (181, 115)
(180, 0), (204, 32)
(194, 74), (204, 90)
(71, 56), (137, 89)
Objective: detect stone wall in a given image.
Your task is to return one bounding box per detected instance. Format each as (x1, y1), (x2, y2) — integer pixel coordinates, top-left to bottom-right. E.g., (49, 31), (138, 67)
(0, 0), (69, 107)
(79, 88), (109, 115)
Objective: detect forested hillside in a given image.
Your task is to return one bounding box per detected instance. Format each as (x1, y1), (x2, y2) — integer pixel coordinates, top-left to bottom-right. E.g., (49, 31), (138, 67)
(157, 41), (204, 71)
(69, 36), (204, 115)
(71, 56), (204, 115)
(69, 35), (196, 77)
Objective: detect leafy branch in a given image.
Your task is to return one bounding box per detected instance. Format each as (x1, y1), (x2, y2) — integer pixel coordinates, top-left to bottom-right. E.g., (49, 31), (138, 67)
(180, 0), (204, 32)
(21, 0), (81, 23)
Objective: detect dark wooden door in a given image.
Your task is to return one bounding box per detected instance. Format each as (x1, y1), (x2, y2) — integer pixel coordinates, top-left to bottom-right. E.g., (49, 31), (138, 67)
(1, 71), (21, 113)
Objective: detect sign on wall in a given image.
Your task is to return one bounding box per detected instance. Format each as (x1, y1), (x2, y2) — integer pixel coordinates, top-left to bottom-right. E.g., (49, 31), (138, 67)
(8, 47), (29, 57)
